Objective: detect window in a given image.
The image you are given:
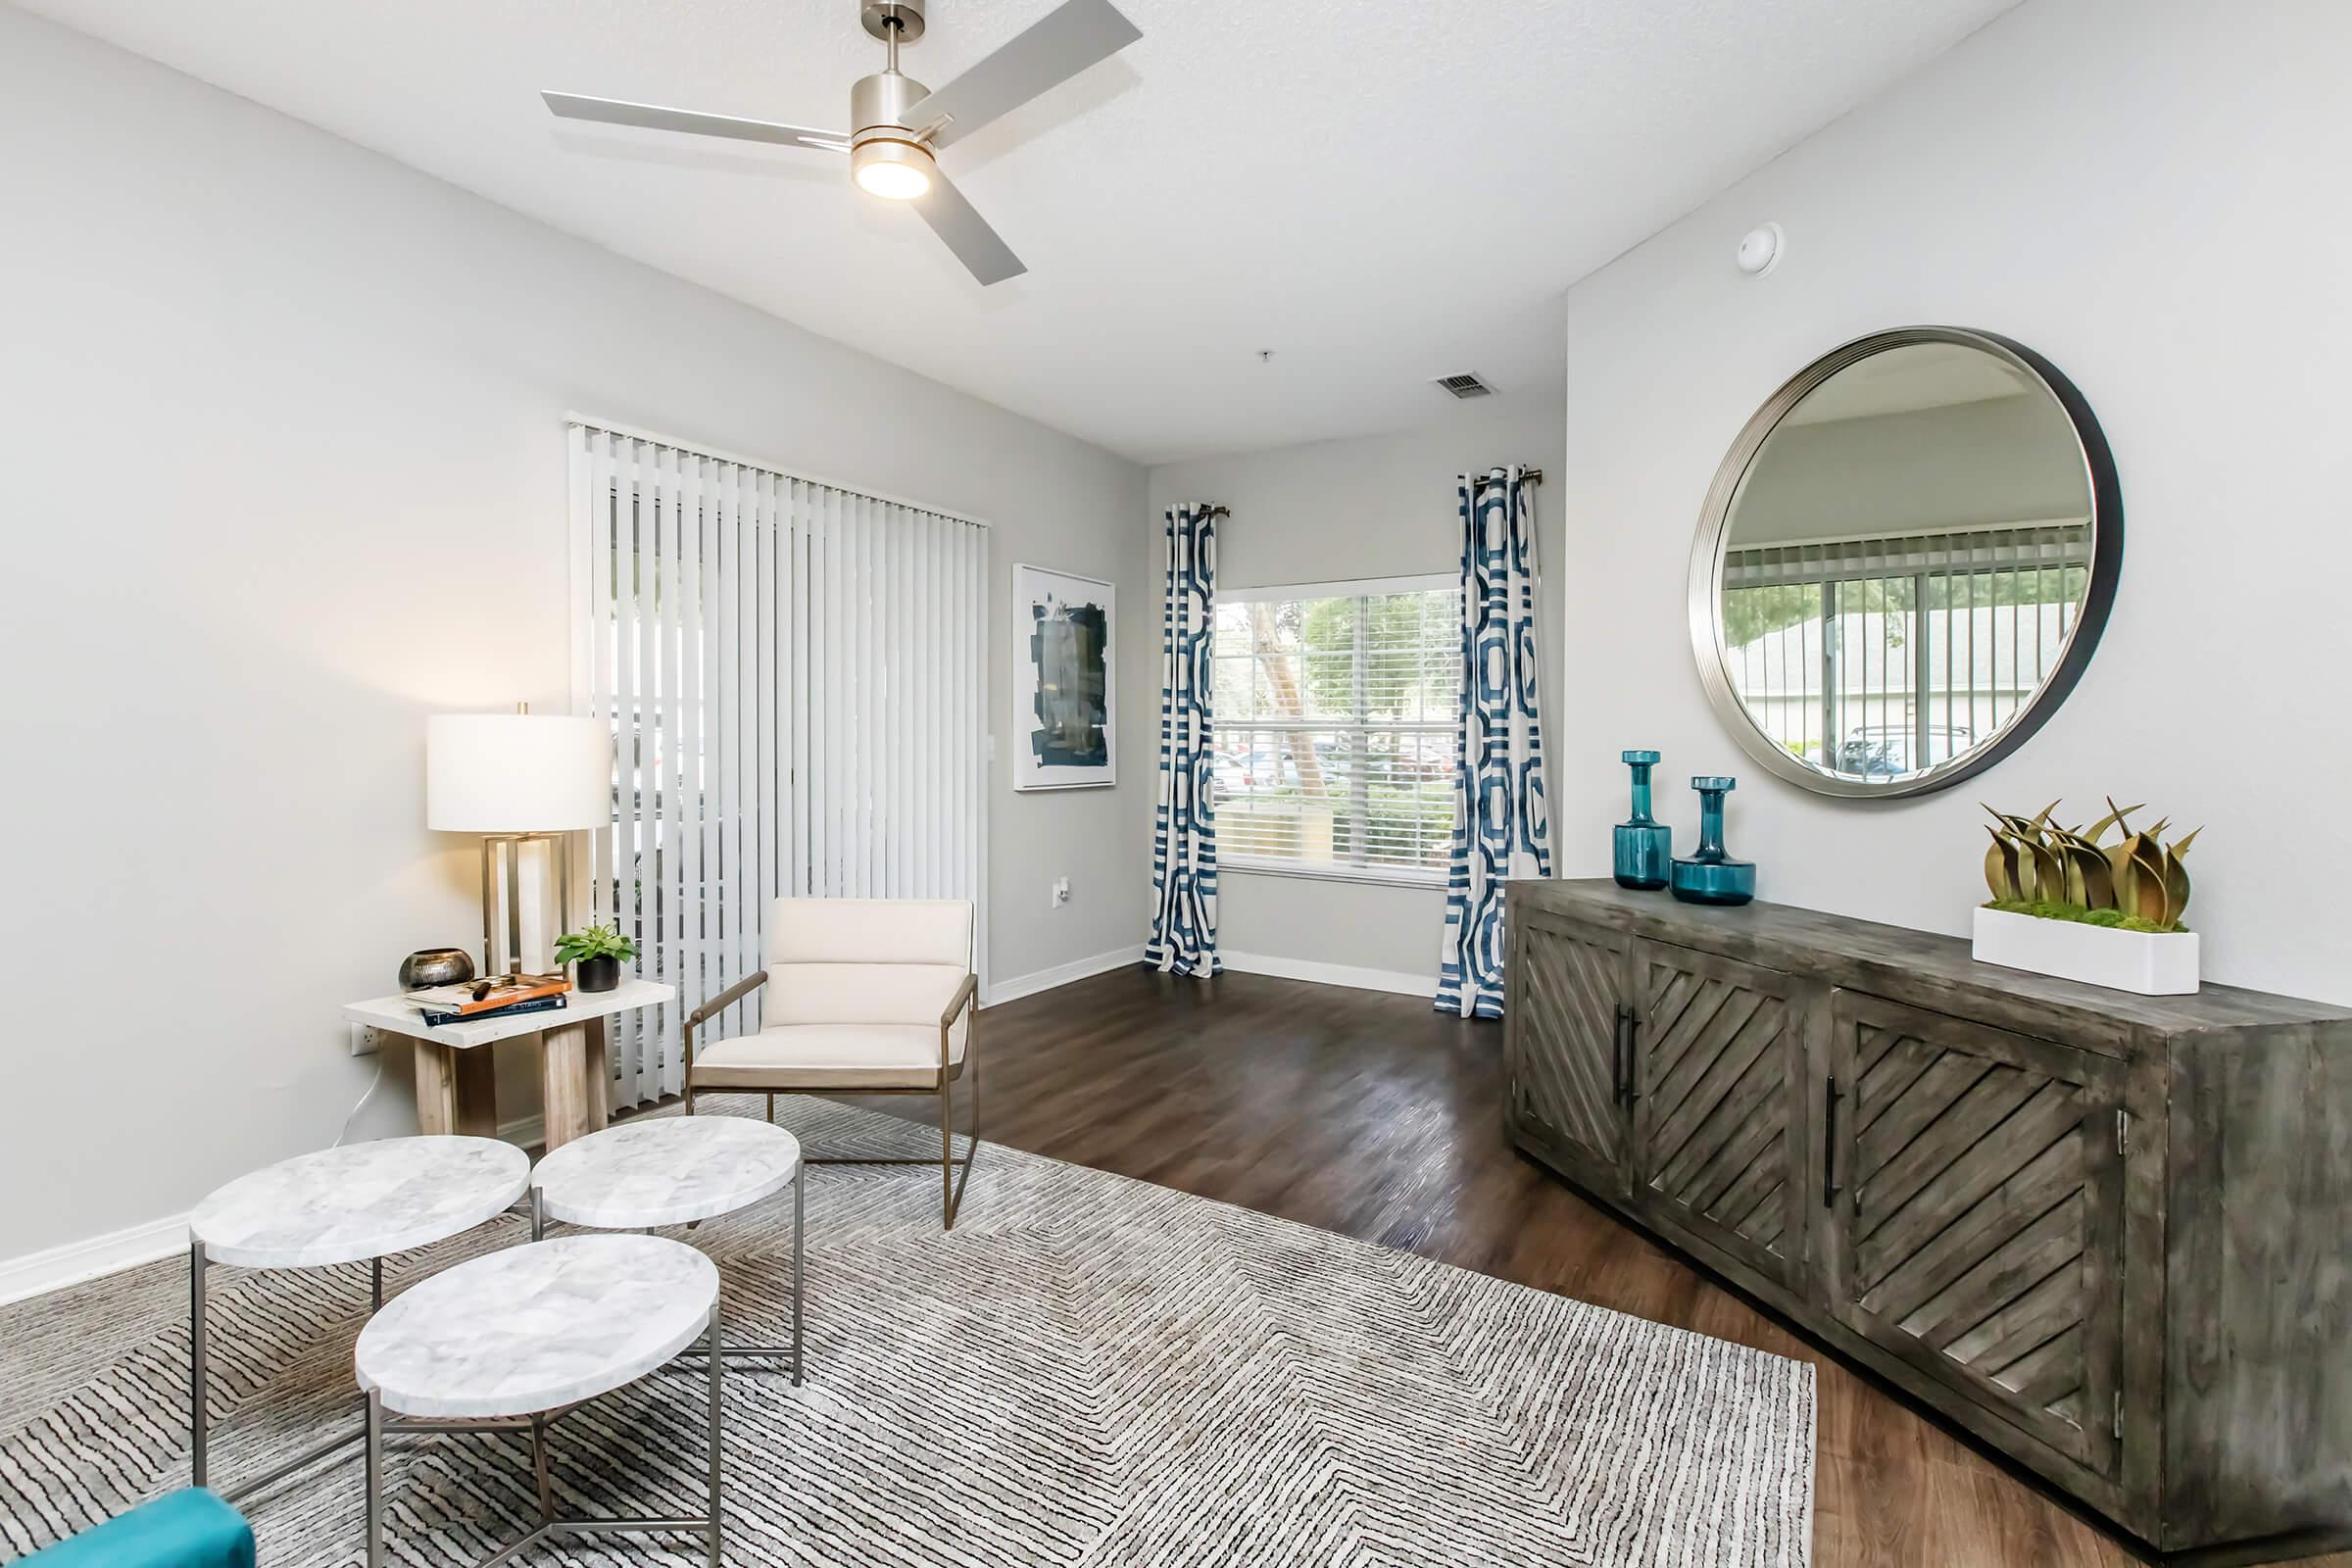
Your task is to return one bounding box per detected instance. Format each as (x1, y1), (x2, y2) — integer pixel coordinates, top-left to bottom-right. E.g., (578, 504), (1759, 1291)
(1210, 576), (1460, 884)
(1719, 523), (2089, 777)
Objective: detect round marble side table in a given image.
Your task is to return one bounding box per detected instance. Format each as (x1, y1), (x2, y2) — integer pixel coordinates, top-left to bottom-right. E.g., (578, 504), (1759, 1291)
(529, 1115), (806, 1383)
(184, 1135), (528, 1503)
(353, 1235), (723, 1568)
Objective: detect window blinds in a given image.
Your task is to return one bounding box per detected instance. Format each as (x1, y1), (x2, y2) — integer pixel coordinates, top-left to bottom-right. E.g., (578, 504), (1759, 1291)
(567, 420), (990, 1108)
(1208, 577), (1459, 882)
(1721, 521), (2089, 589)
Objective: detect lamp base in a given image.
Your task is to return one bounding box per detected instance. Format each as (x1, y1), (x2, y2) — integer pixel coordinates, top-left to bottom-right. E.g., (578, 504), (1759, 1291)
(479, 832), (573, 977)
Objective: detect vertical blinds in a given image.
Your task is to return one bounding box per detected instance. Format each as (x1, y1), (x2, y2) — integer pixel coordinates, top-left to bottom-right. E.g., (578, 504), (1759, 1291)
(567, 420), (990, 1108)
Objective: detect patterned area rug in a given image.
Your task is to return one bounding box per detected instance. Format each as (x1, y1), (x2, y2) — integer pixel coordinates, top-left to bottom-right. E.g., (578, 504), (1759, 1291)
(0, 1099), (1814, 1566)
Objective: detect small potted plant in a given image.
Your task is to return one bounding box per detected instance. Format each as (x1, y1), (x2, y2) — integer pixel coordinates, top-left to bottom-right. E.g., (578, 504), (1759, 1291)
(554, 923), (638, 994)
(1972, 799), (2201, 995)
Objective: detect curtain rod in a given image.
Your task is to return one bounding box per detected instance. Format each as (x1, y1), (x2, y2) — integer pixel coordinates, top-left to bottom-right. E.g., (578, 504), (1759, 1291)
(1476, 467), (1544, 490)
(1194, 468), (1541, 519)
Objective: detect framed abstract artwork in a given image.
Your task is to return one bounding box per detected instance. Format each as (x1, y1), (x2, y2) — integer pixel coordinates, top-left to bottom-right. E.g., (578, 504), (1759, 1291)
(1011, 564), (1115, 791)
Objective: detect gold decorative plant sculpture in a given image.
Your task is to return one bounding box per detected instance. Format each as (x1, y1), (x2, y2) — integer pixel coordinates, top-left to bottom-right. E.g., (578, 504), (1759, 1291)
(1983, 799), (2200, 933)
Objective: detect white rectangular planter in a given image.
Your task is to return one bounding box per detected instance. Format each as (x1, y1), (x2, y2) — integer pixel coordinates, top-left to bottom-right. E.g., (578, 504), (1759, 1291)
(1971, 906), (2200, 996)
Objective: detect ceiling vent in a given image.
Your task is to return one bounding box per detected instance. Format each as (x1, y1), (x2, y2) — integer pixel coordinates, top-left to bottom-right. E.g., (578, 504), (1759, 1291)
(1434, 372), (1494, 400)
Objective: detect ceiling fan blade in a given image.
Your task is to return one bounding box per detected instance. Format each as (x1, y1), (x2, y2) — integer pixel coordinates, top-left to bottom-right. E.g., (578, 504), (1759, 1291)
(912, 172), (1028, 286)
(903, 0), (1141, 151)
(542, 91), (849, 152)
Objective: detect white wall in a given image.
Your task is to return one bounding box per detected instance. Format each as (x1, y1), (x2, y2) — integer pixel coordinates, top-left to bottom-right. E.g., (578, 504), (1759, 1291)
(1557, 0), (2352, 1003)
(0, 9), (1151, 1272)
(1733, 393), (2088, 545)
(1147, 394), (1567, 983)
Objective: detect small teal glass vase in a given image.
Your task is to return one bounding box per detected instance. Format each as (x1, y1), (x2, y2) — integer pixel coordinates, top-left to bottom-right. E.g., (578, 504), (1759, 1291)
(1671, 776), (1757, 906)
(1613, 750), (1673, 891)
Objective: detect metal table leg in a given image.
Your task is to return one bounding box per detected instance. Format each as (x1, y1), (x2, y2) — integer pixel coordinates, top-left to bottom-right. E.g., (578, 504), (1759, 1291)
(370, 1323), (727, 1567)
(793, 1168), (805, 1386)
(190, 1244), (383, 1506)
(189, 1243), (208, 1488)
(531, 1415), (553, 1525)
(365, 1390), (383, 1568)
(652, 1166), (809, 1383)
(706, 1305), (724, 1567)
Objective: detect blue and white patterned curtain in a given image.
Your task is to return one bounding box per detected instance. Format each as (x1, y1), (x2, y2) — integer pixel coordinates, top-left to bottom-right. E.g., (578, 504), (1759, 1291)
(1147, 503), (1222, 976)
(1437, 467), (1552, 1017)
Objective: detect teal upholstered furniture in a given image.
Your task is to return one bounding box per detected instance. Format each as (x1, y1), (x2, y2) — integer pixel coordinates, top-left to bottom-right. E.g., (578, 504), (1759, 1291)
(23, 1489), (253, 1568)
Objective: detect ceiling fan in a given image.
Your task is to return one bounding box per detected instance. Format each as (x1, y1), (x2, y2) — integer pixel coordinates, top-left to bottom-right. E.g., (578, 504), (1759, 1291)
(543, 0), (1142, 286)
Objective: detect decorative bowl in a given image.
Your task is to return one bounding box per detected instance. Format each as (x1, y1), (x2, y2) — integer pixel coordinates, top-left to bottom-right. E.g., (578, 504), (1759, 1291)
(399, 948), (477, 991)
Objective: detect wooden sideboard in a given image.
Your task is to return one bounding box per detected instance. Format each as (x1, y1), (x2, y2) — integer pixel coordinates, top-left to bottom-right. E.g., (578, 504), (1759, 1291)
(1504, 877), (2352, 1557)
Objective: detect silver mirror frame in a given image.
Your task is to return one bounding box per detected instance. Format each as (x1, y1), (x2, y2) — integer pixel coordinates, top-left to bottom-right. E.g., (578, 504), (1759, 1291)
(1687, 326), (2124, 800)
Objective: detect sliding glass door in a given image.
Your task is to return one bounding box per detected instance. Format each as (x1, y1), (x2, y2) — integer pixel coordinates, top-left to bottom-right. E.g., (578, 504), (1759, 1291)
(569, 422), (989, 1107)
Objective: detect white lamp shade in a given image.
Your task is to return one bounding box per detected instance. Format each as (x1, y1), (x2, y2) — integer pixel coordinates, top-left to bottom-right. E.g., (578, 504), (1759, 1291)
(426, 713), (612, 833)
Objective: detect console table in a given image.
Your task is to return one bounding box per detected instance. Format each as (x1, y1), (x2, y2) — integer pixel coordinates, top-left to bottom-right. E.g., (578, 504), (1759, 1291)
(1504, 877), (2352, 1557)
(344, 980), (674, 1152)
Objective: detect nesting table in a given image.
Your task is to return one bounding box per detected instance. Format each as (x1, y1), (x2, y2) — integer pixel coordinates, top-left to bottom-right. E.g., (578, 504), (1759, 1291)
(354, 1234), (724, 1568)
(342, 980), (675, 1153)
(185, 1136), (529, 1501)
(185, 1106), (802, 1562)
(531, 1114), (807, 1383)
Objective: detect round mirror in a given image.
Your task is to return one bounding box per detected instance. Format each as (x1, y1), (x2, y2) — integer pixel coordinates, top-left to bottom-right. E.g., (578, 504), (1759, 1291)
(1689, 327), (2122, 798)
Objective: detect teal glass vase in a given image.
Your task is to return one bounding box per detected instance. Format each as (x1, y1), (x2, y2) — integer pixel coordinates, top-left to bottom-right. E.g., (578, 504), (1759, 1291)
(1671, 776), (1756, 906)
(1613, 750), (1673, 891)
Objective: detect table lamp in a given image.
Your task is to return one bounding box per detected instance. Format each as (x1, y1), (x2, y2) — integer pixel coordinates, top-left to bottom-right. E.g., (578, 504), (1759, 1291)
(426, 706), (611, 976)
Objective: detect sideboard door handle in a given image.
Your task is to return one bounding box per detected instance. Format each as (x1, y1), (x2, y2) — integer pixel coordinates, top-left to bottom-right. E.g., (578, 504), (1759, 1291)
(1623, 1009), (1642, 1104)
(1610, 1004), (1631, 1104)
(1822, 1075), (1844, 1209)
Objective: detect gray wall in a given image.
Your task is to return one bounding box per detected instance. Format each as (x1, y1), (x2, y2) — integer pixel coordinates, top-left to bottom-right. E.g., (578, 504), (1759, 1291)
(1147, 396), (1567, 982)
(0, 9), (1152, 1269)
(1555, 0), (2352, 1003)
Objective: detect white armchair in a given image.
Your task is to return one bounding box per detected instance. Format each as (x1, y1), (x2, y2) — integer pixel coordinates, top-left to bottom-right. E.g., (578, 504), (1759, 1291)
(684, 898), (979, 1228)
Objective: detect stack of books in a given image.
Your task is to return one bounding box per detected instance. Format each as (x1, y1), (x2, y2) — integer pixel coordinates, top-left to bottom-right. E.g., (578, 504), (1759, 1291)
(410, 973), (572, 1028)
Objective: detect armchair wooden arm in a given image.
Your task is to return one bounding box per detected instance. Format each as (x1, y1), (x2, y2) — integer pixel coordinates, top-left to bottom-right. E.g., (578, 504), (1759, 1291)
(938, 972), (978, 1030)
(683, 969), (769, 1077)
(938, 971), (978, 1073)
(689, 969), (769, 1030)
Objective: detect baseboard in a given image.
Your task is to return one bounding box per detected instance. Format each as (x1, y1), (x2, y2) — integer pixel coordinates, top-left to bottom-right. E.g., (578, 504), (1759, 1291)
(1219, 949), (1435, 999)
(0, 1210), (191, 1308)
(984, 943), (1146, 1006)
(0, 1110), (553, 1307)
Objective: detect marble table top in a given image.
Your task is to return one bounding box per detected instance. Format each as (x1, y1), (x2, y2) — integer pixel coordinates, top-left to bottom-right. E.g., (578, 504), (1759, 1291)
(190, 1137), (529, 1269)
(354, 1235), (718, 1419)
(533, 1116), (802, 1230)
(344, 978), (675, 1050)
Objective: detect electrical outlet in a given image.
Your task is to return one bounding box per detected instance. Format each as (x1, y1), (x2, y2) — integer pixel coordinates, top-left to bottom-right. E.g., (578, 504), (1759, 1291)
(348, 1023), (382, 1058)
(1051, 875), (1071, 909)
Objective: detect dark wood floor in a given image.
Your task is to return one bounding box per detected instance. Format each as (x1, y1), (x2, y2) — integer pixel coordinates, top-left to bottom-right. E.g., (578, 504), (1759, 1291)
(849, 963), (2341, 1568)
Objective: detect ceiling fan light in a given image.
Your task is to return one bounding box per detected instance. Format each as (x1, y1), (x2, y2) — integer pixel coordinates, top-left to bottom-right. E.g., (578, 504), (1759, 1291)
(852, 138), (935, 201)
(856, 161), (932, 200)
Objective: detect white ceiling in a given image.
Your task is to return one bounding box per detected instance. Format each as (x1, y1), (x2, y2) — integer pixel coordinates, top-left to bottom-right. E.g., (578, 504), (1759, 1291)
(21, 0), (2019, 465)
